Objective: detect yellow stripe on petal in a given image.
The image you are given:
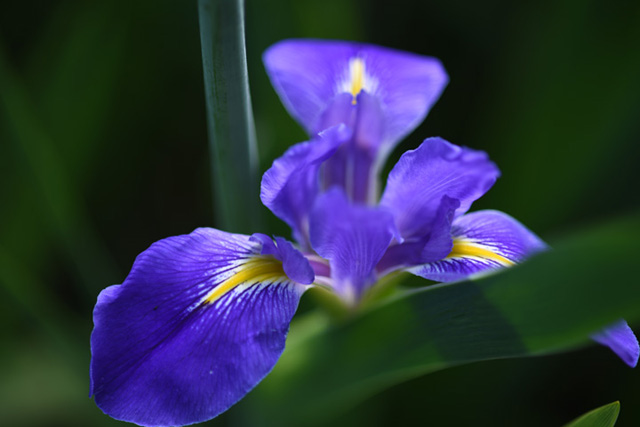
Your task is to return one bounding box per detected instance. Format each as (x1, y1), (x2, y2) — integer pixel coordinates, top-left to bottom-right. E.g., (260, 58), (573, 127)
(202, 257), (287, 305)
(447, 238), (515, 267)
(349, 58), (365, 103)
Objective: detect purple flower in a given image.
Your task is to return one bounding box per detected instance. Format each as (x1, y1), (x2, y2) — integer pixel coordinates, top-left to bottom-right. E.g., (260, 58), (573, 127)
(90, 39), (638, 427)
(263, 39), (448, 205)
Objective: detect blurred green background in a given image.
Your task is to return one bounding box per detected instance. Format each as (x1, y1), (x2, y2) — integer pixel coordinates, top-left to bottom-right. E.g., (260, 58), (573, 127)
(1, 0), (639, 425)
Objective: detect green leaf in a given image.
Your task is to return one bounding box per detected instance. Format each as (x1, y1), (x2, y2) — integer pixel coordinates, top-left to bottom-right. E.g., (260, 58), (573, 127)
(564, 401), (620, 427)
(240, 213), (640, 425)
(198, 0), (260, 233)
(0, 43), (117, 295)
(27, 1), (129, 179)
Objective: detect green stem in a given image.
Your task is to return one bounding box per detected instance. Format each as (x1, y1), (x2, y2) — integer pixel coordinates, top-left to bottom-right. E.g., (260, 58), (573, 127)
(198, 0), (261, 233)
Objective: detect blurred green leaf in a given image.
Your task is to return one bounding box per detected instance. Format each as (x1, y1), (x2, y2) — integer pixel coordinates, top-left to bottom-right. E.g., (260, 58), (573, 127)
(473, 0), (640, 231)
(27, 1), (129, 179)
(0, 338), (123, 427)
(198, 0), (260, 233)
(0, 1), (129, 311)
(240, 213), (640, 425)
(0, 244), (79, 354)
(0, 43), (117, 296)
(564, 401), (620, 427)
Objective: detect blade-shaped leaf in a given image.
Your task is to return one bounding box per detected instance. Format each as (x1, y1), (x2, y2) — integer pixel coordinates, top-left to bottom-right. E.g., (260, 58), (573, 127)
(0, 44), (117, 295)
(564, 401), (620, 427)
(198, 0), (260, 233)
(240, 213), (640, 425)
(27, 1), (128, 179)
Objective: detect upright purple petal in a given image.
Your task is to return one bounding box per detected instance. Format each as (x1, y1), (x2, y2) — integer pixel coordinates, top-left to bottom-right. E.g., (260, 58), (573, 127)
(409, 210), (547, 283)
(380, 137), (500, 240)
(377, 196), (458, 275)
(90, 229), (312, 426)
(592, 320), (639, 367)
(260, 125), (351, 246)
(315, 92), (357, 138)
(318, 92), (385, 203)
(309, 188), (398, 303)
(316, 91), (386, 153)
(263, 39), (448, 147)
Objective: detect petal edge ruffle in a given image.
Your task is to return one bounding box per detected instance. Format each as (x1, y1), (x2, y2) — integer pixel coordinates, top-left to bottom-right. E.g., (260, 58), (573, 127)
(381, 138), (500, 241)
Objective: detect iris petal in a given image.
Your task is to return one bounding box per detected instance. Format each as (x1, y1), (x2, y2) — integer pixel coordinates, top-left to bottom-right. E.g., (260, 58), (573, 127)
(260, 125), (351, 246)
(409, 210), (547, 282)
(380, 137), (500, 241)
(250, 233), (314, 284)
(409, 211), (638, 368)
(90, 228), (311, 426)
(309, 188), (398, 303)
(318, 92), (386, 203)
(263, 39), (448, 147)
(592, 320), (639, 368)
(377, 195), (459, 274)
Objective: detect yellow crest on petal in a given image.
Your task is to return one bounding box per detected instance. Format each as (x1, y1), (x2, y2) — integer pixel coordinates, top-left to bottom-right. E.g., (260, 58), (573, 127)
(447, 238), (515, 267)
(202, 257), (286, 305)
(341, 57), (377, 105)
(349, 58), (365, 103)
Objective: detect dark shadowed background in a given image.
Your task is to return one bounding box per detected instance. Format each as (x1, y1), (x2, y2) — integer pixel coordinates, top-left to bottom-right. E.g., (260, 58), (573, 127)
(1, 0), (639, 425)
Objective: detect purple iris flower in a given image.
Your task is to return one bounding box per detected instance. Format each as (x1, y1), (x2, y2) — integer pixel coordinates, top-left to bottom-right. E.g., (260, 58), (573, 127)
(90, 40), (638, 426)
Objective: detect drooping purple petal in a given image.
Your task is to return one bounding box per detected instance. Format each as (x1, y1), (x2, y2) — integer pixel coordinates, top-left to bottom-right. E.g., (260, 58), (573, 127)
(263, 39), (448, 147)
(592, 320), (639, 367)
(409, 210), (547, 283)
(260, 125), (351, 246)
(90, 228), (311, 426)
(309, 188), (399, 302)
(380, 137), (500, 241)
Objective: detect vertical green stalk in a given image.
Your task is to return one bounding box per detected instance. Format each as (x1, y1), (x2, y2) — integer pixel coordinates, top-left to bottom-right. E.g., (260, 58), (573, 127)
(198, 0), (261, 233)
